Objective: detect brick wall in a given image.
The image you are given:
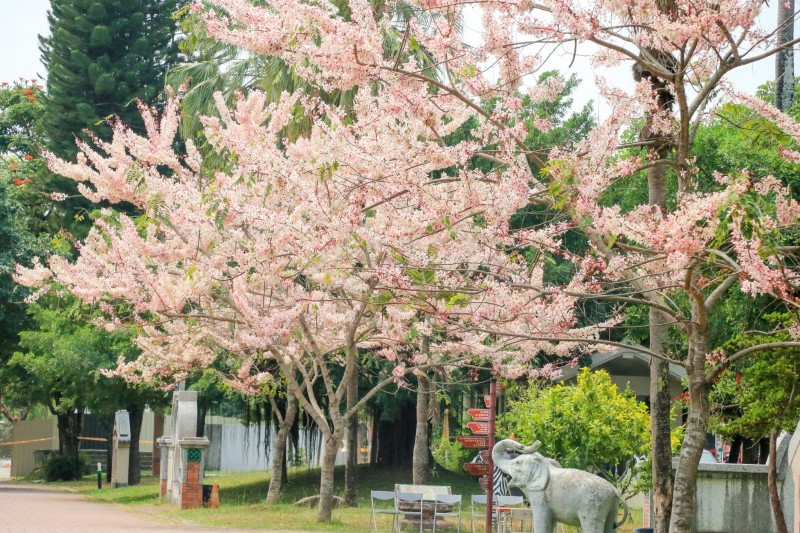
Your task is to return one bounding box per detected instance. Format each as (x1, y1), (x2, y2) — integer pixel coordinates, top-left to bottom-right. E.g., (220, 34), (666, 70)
(180, 461), (203, 509)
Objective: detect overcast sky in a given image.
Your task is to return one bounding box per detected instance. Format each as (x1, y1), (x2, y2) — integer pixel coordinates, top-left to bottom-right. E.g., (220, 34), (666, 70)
(0, 0), (793, 119)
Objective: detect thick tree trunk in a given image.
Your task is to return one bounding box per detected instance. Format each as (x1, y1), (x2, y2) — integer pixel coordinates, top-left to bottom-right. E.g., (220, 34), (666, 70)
(267, 395), (297, 504)
(768, 429), (790, 533)
(650, 309), (674, 533)
(669, 332), (710, 533)
(412, 372), (430, 485)
(646, 111), (673, 533)
(56, 410), (83, 479)
(776, 0), (795, 111)
(344, 371), (359, 506)
(127, 405), (144, 486)
(317, 430), (345, 522)
(373, 404), (416, 467)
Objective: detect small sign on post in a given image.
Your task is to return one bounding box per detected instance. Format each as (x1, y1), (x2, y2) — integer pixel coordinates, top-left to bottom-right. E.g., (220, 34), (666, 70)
(456, 436), (489, 449)
(467, 408), (490, 421)
(466, 421), (489, 435)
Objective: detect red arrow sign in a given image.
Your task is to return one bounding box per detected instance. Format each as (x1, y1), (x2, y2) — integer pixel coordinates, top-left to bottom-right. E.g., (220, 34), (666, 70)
(456, 436), (489, 449)
(483, 395), (493, 408)
(467, 421), (489, 435)
(478, 475), (490, 491)
(468, 408), (490, 421)
(464, 462), (491, 476)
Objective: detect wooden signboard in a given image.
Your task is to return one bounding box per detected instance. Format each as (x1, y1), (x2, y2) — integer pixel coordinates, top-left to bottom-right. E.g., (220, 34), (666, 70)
(478, 475), (490, 491)
(467, 421), (489, 435)
(456, 436), (489, 449)
(464, 462), (491, 476)
(468, 408), (490, 421)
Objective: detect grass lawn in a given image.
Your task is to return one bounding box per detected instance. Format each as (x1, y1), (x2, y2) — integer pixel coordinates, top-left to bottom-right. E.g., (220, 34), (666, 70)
(33, 465), (643, 532)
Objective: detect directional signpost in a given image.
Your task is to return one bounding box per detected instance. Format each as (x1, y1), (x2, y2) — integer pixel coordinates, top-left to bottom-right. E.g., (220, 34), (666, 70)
(466, 421), (489, 435)
(456, 436), (489, 449)
(462, 379), (498, 532)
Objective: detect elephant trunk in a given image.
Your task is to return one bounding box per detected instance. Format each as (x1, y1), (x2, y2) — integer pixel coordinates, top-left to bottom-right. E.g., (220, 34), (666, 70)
(492, 439), (522, 473)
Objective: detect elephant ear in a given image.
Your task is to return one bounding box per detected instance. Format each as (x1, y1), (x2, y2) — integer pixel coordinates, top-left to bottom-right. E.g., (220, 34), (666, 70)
(526, 456), (550, 492)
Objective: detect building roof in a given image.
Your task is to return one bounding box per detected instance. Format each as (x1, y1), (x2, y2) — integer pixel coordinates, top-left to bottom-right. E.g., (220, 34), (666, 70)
(557, 344), (686, 382)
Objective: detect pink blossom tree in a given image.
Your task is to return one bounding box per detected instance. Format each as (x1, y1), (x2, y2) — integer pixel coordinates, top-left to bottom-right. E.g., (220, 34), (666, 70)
(190, 1), (800, 531)
(16, 84), (606, 519)
(17, 1), (800, 530)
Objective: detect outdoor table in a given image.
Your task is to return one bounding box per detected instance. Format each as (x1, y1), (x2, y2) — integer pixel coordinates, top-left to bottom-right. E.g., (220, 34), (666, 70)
(395, 484), (455, 531)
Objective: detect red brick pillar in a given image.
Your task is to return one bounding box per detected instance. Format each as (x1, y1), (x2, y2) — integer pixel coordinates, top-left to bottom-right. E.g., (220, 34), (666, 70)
(181, 461), (203, 509)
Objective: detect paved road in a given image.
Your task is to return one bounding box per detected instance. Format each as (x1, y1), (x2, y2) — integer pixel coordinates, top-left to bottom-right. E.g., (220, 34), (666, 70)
(0, 484), (323, 533)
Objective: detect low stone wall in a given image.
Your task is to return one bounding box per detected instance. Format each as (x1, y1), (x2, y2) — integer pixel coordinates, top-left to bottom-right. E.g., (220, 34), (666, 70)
(692, 463), (778, 532)
(683, 436), (794, 533)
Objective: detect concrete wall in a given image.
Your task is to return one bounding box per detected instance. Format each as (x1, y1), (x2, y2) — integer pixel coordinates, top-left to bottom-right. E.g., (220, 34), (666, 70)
(786, 429), (800, 533)
(10, 417), (58, 477)
(205, 417), (272, 472)
(9, 411), (157, 478)
(690, 434), (794, 533)
(201, 416), (349, 472)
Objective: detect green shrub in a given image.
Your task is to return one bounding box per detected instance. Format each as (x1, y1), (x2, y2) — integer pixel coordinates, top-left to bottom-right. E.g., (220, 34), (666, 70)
(44, 453), (89, 481)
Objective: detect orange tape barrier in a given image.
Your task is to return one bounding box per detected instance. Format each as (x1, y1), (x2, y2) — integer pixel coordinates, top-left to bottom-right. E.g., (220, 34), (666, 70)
(0, 437), (54, 446)
(0, 437), (154, 446)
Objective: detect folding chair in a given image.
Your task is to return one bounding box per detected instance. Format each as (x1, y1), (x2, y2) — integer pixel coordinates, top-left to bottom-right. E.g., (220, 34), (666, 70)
(470, 494), (489, 533)
(432, 494), (462, 533)
(494, 496), (526, 533)
(371, 490), (403, 533)
(396, 491), (425, 533)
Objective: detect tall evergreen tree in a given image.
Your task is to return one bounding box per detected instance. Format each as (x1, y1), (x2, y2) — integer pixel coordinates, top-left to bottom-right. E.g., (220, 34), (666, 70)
(39, 0), (182, 229)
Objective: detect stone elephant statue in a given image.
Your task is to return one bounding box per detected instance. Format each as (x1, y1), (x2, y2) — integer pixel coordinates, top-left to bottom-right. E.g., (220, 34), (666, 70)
(492, 439), (629, 533)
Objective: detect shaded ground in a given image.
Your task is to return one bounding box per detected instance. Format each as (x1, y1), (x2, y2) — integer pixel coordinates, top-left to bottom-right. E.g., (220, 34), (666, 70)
(0, 483), (323, 533)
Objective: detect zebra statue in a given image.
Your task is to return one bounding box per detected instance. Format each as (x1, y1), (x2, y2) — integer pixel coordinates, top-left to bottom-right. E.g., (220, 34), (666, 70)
(471, 452), (509, 497)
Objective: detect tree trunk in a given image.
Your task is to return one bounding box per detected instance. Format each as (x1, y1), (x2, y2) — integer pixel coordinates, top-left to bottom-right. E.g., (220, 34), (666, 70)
(776, 0), (795, 111)
(370, 406), (379, 465)
(317, 430), (344, 522)
(758, 436), (770, 465)
(412, 372), (431, 484)
(768, 428), (790, 533)
(127, 405), (144, 486)
(267, 395), (297, 504)
(669, 332), (710, 533)
(56, 410), (83, 479)
(152, 410), (164, 477)
(728, 435), (744, 463)
(738, 436), (760, 464)
(374, 403), (416, 467)
(646, 99), (673, 532)
(196, 403), (206, 438)
(344, 371), (359, 506)
(650, 308), (674, 533)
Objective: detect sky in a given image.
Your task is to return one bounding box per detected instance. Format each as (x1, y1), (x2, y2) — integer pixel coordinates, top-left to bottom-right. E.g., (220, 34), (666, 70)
(0, 0), (793, 119)
(0, 0), (50, 84)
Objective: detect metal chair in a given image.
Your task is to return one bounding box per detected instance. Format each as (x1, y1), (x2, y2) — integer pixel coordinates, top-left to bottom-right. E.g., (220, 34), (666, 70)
(470, 494), (489, 533)
(396, 491), (425, 533)
(493, 496), (527, 533)
(432, 493), (462, 533)
(370, 490), (403, 533)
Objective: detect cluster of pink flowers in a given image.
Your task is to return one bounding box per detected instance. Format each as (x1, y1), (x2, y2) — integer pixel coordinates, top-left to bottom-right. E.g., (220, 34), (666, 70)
(13, 0), (800, 392)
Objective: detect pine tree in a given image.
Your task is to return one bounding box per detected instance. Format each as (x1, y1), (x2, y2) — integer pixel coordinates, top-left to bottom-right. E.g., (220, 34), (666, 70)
(39, 0), (182, 231)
